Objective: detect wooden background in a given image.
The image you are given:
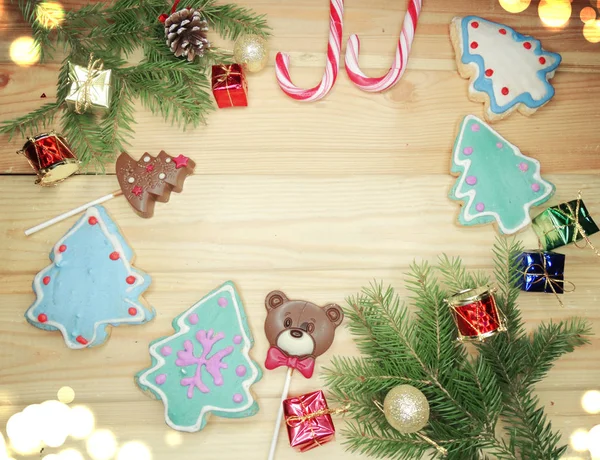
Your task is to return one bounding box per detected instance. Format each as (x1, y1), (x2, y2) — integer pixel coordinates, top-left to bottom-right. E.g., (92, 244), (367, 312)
(1, 0), (600, 459)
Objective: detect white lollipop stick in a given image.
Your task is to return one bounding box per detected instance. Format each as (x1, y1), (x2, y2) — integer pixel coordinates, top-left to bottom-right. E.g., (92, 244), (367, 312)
(345, 0), (422, 92)
(275, 0), (344, 101)
(267, 367), (293, 460)
(25, 191), (122, 236)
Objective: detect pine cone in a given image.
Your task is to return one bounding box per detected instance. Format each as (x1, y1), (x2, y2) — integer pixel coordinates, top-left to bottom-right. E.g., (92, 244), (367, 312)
(165, 8), (210, 62)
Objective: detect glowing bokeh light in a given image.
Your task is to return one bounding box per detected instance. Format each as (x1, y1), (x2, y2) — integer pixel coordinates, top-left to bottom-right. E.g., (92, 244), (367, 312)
(43, 455), (60, 460)
(588, 424), (600, 457)
(581, 6), (597, 24)
(86, 430), (118, 460)
(499, 0), (531, 13)
(583, 20), (600, 43)
(57, 386), (75, 404)
(35, 2), (65, 29)
(9, 36), (40, 67)
(582, 390), (600, 414)
(539, 0), (572, 28)
(6, 409), (42, 455)
(57, 449), (84, 460)
(39, 400), (71, 448)
(68, 406), (95, 439)
(117, 441), (152, 460)
(571, 429), (590, 452)
(165, 430), (183, 447)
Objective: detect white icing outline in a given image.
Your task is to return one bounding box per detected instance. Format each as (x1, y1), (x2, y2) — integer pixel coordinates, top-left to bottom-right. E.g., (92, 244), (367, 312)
(26, 207), (150, 349)
(137, 283), (260, 432)
(452, 115), (554, 234)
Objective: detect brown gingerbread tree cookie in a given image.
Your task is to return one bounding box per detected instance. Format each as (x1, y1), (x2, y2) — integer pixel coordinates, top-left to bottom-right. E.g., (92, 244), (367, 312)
(116, 151), (195, 218)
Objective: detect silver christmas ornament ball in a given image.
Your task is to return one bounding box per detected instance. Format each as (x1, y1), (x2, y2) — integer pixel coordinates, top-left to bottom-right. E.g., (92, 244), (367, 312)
(233, 34), (269, 73)
(383, 385), (430, 434)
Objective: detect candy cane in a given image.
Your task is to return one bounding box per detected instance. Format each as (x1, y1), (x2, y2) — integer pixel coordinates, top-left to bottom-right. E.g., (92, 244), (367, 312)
(275, 0), (344, 101)
(345, 0), (422, 92)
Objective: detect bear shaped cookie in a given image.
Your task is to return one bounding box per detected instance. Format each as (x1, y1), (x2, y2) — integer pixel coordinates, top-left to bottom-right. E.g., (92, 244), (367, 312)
(264, 290), (344, 378)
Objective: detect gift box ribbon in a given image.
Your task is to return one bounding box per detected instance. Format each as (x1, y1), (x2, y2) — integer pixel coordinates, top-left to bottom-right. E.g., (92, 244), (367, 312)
(539, 192), (600, 257)
(519, 256), (575, 307)
(73, 54), (107, 114)
(285, 397), (347, 448)
(212, 65), (245, 107)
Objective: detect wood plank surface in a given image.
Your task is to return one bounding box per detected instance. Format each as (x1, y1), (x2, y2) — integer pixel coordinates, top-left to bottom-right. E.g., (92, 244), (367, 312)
(1, 1), (600, 459)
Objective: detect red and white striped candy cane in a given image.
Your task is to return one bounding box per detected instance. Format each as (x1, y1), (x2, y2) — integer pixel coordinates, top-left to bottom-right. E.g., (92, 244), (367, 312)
(345, 0), (422, 92)
(275, 0), (344, 102)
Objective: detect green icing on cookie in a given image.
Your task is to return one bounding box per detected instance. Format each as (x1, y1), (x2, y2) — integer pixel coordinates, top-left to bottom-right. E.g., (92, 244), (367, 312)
(135, 281), (262, 432)
(450, 115), (555, 234)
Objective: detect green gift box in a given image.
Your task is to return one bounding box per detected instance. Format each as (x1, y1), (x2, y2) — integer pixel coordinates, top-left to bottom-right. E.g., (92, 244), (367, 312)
(532, 198), (599, 251)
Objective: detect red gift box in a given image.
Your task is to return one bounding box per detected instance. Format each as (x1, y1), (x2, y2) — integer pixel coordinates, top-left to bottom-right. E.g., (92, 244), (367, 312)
(211, 64), (248, 108)
(283, 390), (335, 452)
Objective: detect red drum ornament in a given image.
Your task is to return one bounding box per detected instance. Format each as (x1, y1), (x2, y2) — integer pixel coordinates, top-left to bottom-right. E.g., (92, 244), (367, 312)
(18, 132), (80, 186)
(445, 286), (506, 341)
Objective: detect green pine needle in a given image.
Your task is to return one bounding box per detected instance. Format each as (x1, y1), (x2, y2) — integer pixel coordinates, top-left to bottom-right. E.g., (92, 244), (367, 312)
(325, 238), (592, 459)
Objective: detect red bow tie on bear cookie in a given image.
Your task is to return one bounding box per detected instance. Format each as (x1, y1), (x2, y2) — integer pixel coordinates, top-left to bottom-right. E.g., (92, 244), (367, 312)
(265, 347), (315, 378)
(263, 290), (344, 379)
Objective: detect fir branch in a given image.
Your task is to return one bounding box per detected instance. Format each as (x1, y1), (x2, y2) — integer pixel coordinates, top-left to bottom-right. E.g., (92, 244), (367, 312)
(202, 2), (271, 41)
(16, 0), (55, 62)
(99, 79), (136, 155)
(117, 61), (212, 128)
(0, 103), (62, 139)
(523, 318), (591, 387)
(61, 110), (114, 172)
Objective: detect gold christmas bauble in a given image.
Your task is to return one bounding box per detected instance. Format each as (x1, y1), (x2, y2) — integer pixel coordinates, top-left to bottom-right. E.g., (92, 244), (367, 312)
(383, 385), (430, 434)
(233, 34), (269, 73)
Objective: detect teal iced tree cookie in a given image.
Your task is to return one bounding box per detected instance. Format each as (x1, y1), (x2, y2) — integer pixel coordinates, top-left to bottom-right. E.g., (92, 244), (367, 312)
(449, 115), (555, 234)
(25, 206), (153, 349)
(136, 281), (262, 432)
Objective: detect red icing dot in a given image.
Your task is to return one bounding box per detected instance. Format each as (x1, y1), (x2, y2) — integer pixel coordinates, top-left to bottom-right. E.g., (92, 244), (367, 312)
(43, 276), (50, 285)
(539, 57), (546, 64)
(523, 42), (532, 50)
(88, 216), (98, 225)
(38, 313), (48, 323)
(470, 41), (479, 49)
(128, 307), (137, 316)
(109, 252), (120, 261)
(58, 244), (67, 253)
(132, 186), (143, 197)
(499, 28), (507, 35)
(485, 69), (494, 77)
(126, 276), (136, 285)
(76, 336), (88, 345)
(471, 21), (479, 28)
(146, 164), (155, 172)
(501, 87), (509, 96)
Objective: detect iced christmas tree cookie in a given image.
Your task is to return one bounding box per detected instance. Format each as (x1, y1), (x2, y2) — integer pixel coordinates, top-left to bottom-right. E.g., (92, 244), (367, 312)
(449, 115), (555, 234)
(450, 16), (561, 122)
(135, 281), (262, 432)
(25, 206), (154, 349)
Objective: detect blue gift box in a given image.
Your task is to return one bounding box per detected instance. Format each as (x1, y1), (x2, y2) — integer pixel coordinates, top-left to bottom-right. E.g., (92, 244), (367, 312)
(518, 251), (565, 294)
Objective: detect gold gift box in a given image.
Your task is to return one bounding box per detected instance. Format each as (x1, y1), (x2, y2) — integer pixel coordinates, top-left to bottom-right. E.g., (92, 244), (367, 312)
(65, 62), (112, 115)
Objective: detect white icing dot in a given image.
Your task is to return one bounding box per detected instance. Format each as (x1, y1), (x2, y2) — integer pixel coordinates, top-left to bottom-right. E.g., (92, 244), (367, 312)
(165, 158), (171, 163)
(128, 177), (135, 183)
(159, 173), (166, 180)
(143, 156), (150, 163)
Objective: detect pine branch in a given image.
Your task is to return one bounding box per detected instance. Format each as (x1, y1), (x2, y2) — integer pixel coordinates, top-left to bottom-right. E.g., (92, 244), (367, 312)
(523, 318), (591, 387)
(61, 110), (114, 172)
(99, 79), (136, 155)
(0, 103), (62, 139)
(202, 2), (271, 41)
(117, 61), (212, 128)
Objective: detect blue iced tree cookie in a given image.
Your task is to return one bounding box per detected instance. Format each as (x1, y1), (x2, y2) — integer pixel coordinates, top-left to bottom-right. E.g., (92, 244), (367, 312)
(135, 281), (262, 432)
(450, 16), (561, 122)
(26, 206), (154, 349)
(449, 115), (555, 235)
